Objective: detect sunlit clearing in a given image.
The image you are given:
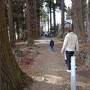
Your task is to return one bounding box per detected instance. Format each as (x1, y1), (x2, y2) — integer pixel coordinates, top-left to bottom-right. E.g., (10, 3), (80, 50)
(35, 39), (50, 44)
(32, 74), (65, 85)
(44, 75), (64, 85)
(32, 76), (45, 82)
(34, 39), (62, 45)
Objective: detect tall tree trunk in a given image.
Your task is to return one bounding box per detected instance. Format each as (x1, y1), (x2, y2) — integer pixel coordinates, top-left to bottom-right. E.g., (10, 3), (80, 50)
(8, 0), (16, 48)
(50, 1), (52, 30)
(61, 0), (65, 38)
(34, 0), (37, 39)
(0, 0), (23, 90)
(87, 0), (90, 42)
(26, 0), (35, 45)
(36, 0), (40, 39)
(33, 0), (38, 39)
(16, 20), (20, 40)
(53, 3), (56, 36)
(72, 0), (87, 43)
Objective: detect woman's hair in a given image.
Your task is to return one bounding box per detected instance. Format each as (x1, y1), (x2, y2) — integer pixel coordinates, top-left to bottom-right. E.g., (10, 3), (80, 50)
(68, 24), (74, 32)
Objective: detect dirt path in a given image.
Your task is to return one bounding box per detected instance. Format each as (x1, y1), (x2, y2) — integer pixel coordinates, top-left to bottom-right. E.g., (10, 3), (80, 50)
(20, 38), (90, 90)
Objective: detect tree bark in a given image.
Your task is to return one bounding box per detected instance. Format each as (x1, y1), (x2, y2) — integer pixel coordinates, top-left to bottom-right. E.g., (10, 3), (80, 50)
(26, 0), (35, 45)
(36, 0), (40, 39)
(72, 0), (87, 43)
(49, 1), (52, 29)
(53, 3), (56, 36)
(87, 0), (90, 42)
(0, 1), (23, 90)
(61, 0), (65, 38)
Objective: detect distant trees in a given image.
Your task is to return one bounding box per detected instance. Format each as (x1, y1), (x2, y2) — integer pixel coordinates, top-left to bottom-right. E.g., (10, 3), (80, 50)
(45, 0), (53, 30)
(12, 0), (24, 40)
(3, 0), (44, 46)
(5, 0), (90, 44)
(45, 0), (66, 36)
(66, 7), (72, 20)
(45, 0), (55, 35)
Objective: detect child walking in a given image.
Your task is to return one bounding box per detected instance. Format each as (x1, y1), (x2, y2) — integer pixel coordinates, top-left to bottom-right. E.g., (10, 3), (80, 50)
(49, 39), (54, 51)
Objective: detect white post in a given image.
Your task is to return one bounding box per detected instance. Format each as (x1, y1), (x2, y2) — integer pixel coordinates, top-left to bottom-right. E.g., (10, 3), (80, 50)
(71, 56), (76, 90)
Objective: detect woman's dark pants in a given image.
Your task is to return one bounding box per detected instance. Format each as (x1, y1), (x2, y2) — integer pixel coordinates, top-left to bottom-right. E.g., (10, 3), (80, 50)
(66, 51), (74, 70)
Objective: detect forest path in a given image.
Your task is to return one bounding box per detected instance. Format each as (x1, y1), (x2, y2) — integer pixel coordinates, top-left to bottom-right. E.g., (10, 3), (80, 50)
(21, 38), (90, 90)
